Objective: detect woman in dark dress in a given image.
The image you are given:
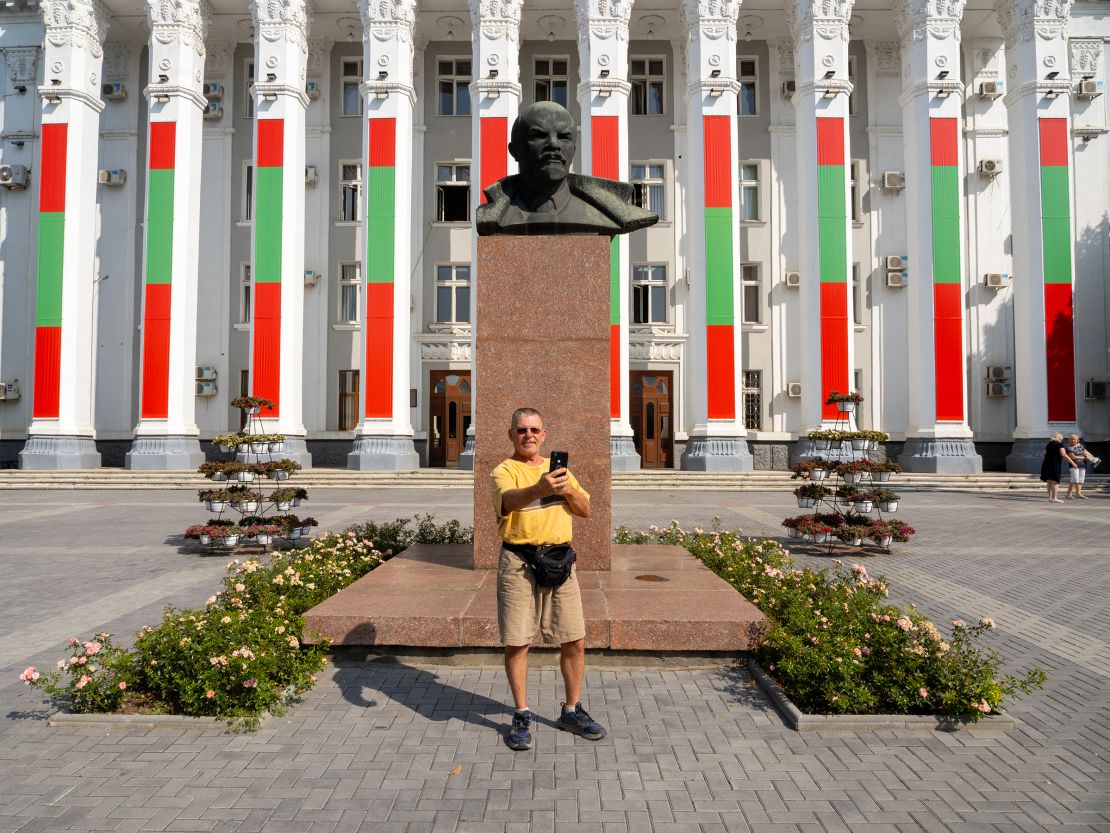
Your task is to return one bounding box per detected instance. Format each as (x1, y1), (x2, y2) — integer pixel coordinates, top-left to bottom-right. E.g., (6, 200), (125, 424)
(1040, 432), (1076, 503)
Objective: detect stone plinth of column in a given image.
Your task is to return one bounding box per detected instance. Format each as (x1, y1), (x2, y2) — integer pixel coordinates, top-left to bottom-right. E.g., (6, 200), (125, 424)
(472, 236), (612, 572)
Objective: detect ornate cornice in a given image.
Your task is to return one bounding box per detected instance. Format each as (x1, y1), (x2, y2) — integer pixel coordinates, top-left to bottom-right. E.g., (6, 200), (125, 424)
(775, 40), (796, 78)
(868, 40), (901, 76)
(204, 37), (232, 77)
(145, 0), (212, 57)
(994, 0), (1071, 51)
(893, 0), (966, 48)
(786, 0), (854, 45)
(681, 0), (740, 43)
(306, 36), (332, 76)
(357, 0), (416, 44)
(40, 0), (111, 59)
(5, 48), (38, 83)
(249, 0), (311, 55)
(468, 0), (523, 47)
(102, 41), (135, 80)
(574, 0), (632, 43)
(1069, 36), (1101, 76)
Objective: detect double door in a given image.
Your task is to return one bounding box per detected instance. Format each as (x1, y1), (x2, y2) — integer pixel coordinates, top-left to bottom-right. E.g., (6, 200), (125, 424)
(428, 371), (472, 467)
(630, 371), (673, 469)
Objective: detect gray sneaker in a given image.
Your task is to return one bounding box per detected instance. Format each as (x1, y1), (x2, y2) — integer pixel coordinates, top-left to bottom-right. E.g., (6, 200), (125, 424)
(557, 702), (606, 740)
(507, 710), (533, 750)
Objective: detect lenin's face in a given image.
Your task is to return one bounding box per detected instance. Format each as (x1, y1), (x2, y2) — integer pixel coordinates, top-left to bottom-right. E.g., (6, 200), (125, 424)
(511, 103), (576, 189)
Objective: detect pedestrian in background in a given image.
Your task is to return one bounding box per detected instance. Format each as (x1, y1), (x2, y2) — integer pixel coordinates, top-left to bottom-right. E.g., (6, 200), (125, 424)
(1040, 432), (1077, 503)
(1065, 433), (1089, 500)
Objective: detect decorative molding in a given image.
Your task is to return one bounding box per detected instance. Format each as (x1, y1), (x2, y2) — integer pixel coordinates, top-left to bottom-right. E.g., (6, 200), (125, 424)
(786, 0), (854, 45)
(774, 40), (796, 77)
(629, 334), (685, 362)
(975, 45), (1000, 78)
(1069, 36), (1101, 77)
(306, 35), (332, 76)
(994, 0), (1072, 51)
(101, 41), (134, 81)
(467, 0), (523, 47)
(249, 0), (311, 55)
(145, 0), (211, 57)
(574, 0), (632, 44)
(893, 0), (966, 48)
(681, 0), (740, 43)
(5, 48), (39, 83)
(870, 40), (900, 75)
(204, 37), (232, 77)
(40, 0), (111, 59)
(417, 339), (472, 362)
(356, 0), (416, 44)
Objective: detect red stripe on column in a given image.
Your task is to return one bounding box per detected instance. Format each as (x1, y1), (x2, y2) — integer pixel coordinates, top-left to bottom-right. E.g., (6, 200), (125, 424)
(1039, 118), (1069, 166)
(609, 323), (620, 419)
(933, 283), (964, 422)
(480, 117), (508, 197)
(816, 118), (845, 165)
(256, 119), (284, 166)
(252, 283), (282, 417)
(819, 283), (849, 421)
(930, 118), (958, 166)
(39, 123), (67, 213)
(149, 121), (176, 169)
(32, 326), (61, 419)
(368, 118), (396, 167)
(703, 116), (733, 208)
(364, 282), (393, 418)
(140, 283), (172, 419)
(591, 116), (619, 180)
(1044, 282), (1076, 423)
(706, 324), (735, 420)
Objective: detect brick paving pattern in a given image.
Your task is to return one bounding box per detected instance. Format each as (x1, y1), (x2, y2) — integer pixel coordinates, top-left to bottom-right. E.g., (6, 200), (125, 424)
(1, 487), (1108, 832)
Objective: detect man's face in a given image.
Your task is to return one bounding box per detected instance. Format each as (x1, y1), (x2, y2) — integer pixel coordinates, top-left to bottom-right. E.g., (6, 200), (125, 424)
(509, 413), (546, 459)
(512, 106), (575, 189)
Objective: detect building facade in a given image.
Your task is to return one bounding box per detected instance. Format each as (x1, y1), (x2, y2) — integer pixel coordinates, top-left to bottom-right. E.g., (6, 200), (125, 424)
(0, 0), (1107, 471)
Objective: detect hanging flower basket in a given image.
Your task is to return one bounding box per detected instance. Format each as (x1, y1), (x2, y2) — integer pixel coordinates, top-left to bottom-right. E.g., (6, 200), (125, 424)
(269, 441), (284, 452)
(205, 500), (226, 513)
(811, 467), (829, 481)
(788, 527), (803, 539)
(211, 471), (227, 482)
(244, 406), (260, 416)
(250, 442), (267, 454)
(812, 532), (831, 544)
(255, 534), (273, 545)
(236, 500), (261, 514)
(219, 534), (240, 547)
(838, 401), (856, 414)
(853, 500), (874, 514)
(814, 438), (831, 451)
(874, 470), (892, 482)
(842, 471), (862, 486)
(797, 497), (816, 508)
(851, 437), (867, 450)
(271, 469), (290, 481)
(236, 470), (256, 482)
(879, 500), (898, 513)
(275, 500), (292, 511)
(878, 534), (893, 547)
(198, 533), (211, 546)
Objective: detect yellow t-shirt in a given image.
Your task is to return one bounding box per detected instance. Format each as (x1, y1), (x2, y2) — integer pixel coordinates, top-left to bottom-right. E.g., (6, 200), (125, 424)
(491, 457), (589, 545)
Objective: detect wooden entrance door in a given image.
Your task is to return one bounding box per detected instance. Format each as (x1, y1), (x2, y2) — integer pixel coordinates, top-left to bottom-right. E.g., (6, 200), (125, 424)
(428, 371), (472, 467)
(630, 371), (673, 469)
(338, 370), (359, 431)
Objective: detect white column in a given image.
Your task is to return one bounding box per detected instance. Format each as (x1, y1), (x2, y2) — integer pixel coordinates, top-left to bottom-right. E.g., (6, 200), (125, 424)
(678, 0), (753, 471)
(244, 0), (312, 466)
(996, 0), (1079, 471)
(787, 0), (855, 446)
(893, 0), (982, 472)
(126, 0), (211, 470)
(574, 0), (641, 471)
(348, 0), (419, 469)
(20, 0), (111, 469)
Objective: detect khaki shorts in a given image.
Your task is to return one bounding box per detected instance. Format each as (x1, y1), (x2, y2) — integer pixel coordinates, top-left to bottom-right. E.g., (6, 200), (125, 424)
(497, 546), (586, 647)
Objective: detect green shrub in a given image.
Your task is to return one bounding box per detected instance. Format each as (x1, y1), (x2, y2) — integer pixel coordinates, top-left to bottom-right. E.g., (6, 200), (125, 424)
(614, 521), (1045, 720)
(345, 513), (473, 558)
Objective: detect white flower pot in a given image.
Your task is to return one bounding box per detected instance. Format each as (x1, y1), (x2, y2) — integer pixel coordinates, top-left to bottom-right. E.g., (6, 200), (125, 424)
(842, 472), (861, 485)
(269, 442), (284, 452)
(255, 534), (273, 545)
(837, 401), (856, 413)
(289, 527), (303, 538)
(211, 472), (227, 482)
(221, 535), (240, 547)
(797, 496), (817, 508)
(205, 500), (226, 513)
(291, 496), (302, 507)
(220, 443), (236, 453)
(250, 442), (267, 454)
(236, 470), (256, 482)
(879, 501), (898, 513)
(245, 405), (260, 415)
(814, 439), (830, 450)
(811, 468), (828, 481)
(849, 536), (863, 546)
(879, 534), (893, 548)
(198, 534), (211, 545)
(788, 527), (803, 539)
(237, 500), (260, 513)
(275, 500), (292, 511)
(851, 438), (866, 450)
(238, 443), (252, 453)
(271, 470), (290, 481)
(853, 501), (874, 514)
(875, 471), (892, 482)
(813, 532), (830, 544)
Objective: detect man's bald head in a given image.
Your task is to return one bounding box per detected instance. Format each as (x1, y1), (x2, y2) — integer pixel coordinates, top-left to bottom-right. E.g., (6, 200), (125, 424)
(509, 102), (577, 195)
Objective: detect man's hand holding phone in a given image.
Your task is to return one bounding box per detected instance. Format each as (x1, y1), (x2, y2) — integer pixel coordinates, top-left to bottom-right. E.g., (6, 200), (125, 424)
(539, 451), (570, 496)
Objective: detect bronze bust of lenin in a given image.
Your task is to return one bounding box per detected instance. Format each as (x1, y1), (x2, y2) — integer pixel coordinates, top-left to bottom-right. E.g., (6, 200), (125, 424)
(476, 101), (659, 236)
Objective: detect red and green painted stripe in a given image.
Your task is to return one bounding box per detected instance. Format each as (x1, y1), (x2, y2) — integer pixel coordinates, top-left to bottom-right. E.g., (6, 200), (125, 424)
(929, 118), (964, 423)
(364, 117), (396, 419)
(591, 115), (621, 419)
(479, 117), (507, 200)
(703, 115), (735, 420)
(1039, 118), (1075, 423)
(140, 121), (176, 419)
(252, 119), (283, 416)
(33, 123), (67, 419)
(816, 117), (849, 421)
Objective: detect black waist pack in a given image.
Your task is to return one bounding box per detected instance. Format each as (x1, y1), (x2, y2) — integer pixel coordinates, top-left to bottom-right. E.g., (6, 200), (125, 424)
(503, 541), (577, 588)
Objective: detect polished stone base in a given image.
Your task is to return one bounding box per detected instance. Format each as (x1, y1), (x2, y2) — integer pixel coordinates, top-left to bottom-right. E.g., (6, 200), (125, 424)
(237, 436), (313, 468)
(303, 543), (767, 652)
(610, 434), (641, 471)
(347, 434), (419, 470)
(899, 438), (983, 473)
(125, 435), (205, 470)
(681, 436), (754, 472)
(19, 435), (102, 469)
(1006, 439), (1048, 474)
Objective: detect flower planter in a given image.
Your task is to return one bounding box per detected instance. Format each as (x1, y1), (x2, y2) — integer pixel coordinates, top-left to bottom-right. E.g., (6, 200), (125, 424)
(270, 470), (290, 481)
(291, 496), (302, 507)
(874, 471), (892, 483)
(879, 501), (898, 513)
(269, 442), (284, 453)
(255, 534), (273, 546)
(851, 438), (867, 451)
(210, 472), (227, 482)
(244, 405), (260, 416)
(236, 500), (260, 514)
(788, 527), (803, 539)
(205, 500), (227, 513)
(219, 443), (236, 453)
(275, 500), (292, 511)
(810, 468), (829, 481)
(238, 443), (252, 454)
(235, 471), (256, 483)
(288, 527), (303, 538)
(198, 534), (211, 546)
(852, 501), (873, 514)
(837, 401), (856, 414)
(219, 535), (240, 547)
(797, 497), (817, 508)
(250, 442), (267, 454)
(848, 536), (863, 546)
(814, 439), (831, 451)
(812, 532), (831, 544)
(842, 472), (861, 486)
(878, 534), (893, 548)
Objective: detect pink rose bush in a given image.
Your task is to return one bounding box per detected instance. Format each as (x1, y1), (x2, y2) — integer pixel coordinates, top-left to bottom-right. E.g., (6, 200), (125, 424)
(615, 520), (1046, 721)
(18, 633), (133, 713)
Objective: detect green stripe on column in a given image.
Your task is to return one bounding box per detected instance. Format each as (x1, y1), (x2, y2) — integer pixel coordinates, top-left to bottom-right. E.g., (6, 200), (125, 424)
(35, 213), (65, 326)
(1040, 166), (1071, 284)
(704, 207), (734, 324)
(930, 166), (961, 284)
(817, 166), (847, 283)
(145, 168), (174, 284)
(365, 166), (395, 283)
(609, 237), (619, 326)
(254, 166), (283, 283)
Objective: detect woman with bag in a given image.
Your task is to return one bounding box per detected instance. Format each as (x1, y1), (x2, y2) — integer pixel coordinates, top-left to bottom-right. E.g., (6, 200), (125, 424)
(1040, 432), (1077, 503)
(1065, 434), (1090, 499)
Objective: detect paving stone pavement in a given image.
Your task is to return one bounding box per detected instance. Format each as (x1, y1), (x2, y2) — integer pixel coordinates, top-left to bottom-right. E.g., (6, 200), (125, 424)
(1, 487), (1109, 833)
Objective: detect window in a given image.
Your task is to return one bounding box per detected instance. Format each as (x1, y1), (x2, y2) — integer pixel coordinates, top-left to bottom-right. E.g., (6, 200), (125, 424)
(244, 59), (254, 119)
(437, 58), (472, 116)
(341, 58), (363, 117)
(740, 162), (760, 222)
(741, 263), (761, 324)
(630, 163), (665, 219)
(339, 262), (361, 324)
(239, 262), (251, 324)
(534, 57), (569, 107)
(742, 370), (762, 431)
(738, 57), (758, 116)
(852, 262), (862, 325)
(338, 370), (359, 431)
(848, 55), (858, 116)
(339, 161), (361, 222)
(849, 160), (863, 223)
(435, 162), (471, 222)
(630, 58), (665, 115)
(242, 163), (253, 222)
(632, 264), (668, 325)
(435, 264), (471, 324)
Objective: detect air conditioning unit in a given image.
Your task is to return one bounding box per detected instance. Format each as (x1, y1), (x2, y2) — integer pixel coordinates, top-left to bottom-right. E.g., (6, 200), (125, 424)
(885, 271), (907, 288)
(781, 79), (796, 97)
(884, 255), (906, 271)
(986, 381), (1010, 397)
(306, 80), (320, 99)
(101, 82), (127, 101)
(0, 164), (30, 190)
(97, 169), (127, 187)
(195, 366), (217, 381)
(984, 272), (1010, 288)
(304, 164), (318, 185)
(986, 365), (1011, 381)
(0, 381), (20, 401)
(1084, 380), (1107, 400)
(304, 270), (319, 287)
(979, 80), (1004, 98)
(882, 171), (905, 190)
(203, 82), (224, 100)
(1077, 78), (1104, 100)
(787, 382), (803, 398)
(978, 158), (1003, 176)
(784, 271), (801, 288)
(195, 380), (217, 396)
(203, 101), (223, 120)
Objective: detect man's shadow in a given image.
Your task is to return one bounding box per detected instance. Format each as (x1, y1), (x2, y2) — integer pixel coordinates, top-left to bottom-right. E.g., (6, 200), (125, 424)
(336, 656), (561, 741)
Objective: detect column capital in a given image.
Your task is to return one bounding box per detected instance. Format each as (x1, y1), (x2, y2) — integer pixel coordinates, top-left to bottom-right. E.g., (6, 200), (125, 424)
(249, 0), (312, 55)
(994, 0), (1071, 52)
(893, 0), (966, 48)
(357, 0), (416, 43)
(40, 0), (111, 58)
(145, 0), (211, 56)
(468, 0), (523, 46)
(786, 0), (853, 46)
(5, 47), (39, 83)
(204, 37), (233, 78)
(1069, 36), (1102, 77)
(574, 0), (633, 42)
(306, 35), (333, 77)
(864, 40), (902, 77)
(680, 0), (740, 44)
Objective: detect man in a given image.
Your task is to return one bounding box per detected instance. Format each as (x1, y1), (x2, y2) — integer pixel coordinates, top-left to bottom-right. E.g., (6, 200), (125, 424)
(491, 407), (606, 750)
(476, 101), (658, 236)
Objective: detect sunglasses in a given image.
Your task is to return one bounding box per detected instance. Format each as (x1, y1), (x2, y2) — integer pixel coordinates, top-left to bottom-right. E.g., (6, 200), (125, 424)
(514, 427), (544, 435)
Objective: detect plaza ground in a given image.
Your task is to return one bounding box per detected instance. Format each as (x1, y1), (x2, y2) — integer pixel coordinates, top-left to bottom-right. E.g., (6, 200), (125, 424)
(1, 487), (1108, 832)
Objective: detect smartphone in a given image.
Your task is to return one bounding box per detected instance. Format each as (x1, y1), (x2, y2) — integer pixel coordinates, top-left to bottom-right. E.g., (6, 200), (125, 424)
(549, 451), (569, 472)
